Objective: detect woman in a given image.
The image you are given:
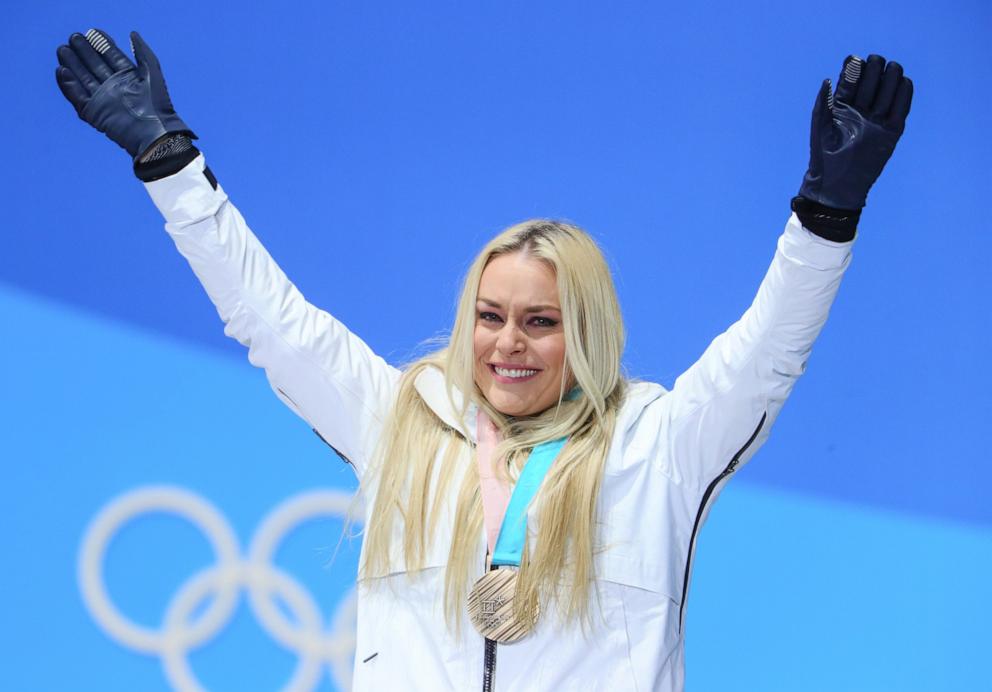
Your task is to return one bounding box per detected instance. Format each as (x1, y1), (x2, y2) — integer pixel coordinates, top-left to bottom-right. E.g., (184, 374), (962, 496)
(56, 29), (911, 691)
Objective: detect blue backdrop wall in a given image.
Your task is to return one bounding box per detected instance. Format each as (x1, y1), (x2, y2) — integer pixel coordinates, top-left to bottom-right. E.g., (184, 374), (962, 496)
(2, 1), (990, 690)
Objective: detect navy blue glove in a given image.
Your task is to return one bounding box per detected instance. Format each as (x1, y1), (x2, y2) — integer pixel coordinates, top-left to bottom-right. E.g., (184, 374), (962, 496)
(799, 54), (913, 212)
(56, 29), (196, 165)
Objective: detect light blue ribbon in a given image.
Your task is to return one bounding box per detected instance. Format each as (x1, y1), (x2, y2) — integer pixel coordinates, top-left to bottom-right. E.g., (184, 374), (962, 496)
(491, 436), (568, 567)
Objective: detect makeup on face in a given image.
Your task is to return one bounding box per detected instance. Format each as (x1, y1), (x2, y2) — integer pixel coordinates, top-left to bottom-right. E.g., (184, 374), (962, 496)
(473, 252), (568, 417)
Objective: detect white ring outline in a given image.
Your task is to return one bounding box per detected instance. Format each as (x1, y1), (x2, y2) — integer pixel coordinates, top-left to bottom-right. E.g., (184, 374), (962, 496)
(248, 491), (355, 648)
(78, 485), (241, 653)
(78, 485), (361, 691)
(161, 564), (325, 692)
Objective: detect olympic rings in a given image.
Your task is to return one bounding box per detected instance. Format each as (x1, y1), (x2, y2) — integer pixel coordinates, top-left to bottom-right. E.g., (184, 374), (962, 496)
(78, 485), (361, 691)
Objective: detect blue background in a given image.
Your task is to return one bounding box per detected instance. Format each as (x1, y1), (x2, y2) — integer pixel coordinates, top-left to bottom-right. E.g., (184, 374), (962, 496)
(2, 1), (990, 690)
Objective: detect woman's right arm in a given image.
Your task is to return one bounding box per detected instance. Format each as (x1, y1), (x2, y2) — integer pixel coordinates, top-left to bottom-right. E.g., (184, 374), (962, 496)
(144, 154), (401, 477)
(56, 29), (400, 476)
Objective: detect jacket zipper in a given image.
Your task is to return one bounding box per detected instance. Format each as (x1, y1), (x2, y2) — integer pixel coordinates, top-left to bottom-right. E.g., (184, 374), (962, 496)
(482, 636), (497, 692)
(678, 411), (766, 631)
(481, 560), (498, 692)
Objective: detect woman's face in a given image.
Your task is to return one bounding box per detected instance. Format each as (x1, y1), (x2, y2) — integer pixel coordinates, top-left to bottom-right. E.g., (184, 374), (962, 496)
(473, 251), (568, 417)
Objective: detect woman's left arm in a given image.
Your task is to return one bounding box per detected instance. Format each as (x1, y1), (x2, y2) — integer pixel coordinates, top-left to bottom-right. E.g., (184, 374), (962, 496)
(661, 54), (913, 487)
(663, 215), (852, 487)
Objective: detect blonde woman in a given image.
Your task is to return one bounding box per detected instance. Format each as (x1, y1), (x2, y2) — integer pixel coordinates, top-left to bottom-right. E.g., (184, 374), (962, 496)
(56, 28), (911, 691)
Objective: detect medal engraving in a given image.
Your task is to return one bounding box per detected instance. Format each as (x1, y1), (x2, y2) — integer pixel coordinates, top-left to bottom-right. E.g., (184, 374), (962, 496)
(467, 568), (538, 643)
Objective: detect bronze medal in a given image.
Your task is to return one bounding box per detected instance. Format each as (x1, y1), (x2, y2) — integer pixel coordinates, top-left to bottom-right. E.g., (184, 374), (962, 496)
(467, 567), (538, 643)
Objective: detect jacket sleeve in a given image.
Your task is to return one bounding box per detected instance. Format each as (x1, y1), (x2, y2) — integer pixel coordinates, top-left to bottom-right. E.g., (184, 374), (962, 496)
(663, 213), (853, 488)
(143, 154), (401, 477)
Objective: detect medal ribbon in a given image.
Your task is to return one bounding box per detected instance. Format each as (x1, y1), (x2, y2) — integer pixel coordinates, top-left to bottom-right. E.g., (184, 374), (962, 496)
(475, 410), (568, 568)
(476, 410), (510, 555)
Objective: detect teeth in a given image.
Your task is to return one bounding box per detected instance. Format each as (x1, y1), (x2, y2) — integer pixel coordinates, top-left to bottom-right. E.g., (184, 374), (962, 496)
(494, 366), (538, 378)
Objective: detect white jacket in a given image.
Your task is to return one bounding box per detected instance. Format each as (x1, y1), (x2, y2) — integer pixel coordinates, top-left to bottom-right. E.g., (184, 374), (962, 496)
(145, 154), (853, 691)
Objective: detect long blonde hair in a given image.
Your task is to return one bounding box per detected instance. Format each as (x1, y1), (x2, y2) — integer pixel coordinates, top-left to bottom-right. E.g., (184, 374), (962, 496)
(360, 219), (626, 629)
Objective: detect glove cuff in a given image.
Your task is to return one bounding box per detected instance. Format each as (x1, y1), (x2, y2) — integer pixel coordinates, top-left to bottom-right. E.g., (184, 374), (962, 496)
(791, 196), (860, 242)
(133, 134), (200, 182)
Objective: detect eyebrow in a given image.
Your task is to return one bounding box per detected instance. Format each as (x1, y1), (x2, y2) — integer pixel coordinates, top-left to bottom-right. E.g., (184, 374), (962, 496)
(478, 298), (561, 313)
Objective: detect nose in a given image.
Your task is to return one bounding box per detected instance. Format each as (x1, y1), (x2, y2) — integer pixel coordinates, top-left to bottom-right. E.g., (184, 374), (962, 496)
(495, 321), (525, 356)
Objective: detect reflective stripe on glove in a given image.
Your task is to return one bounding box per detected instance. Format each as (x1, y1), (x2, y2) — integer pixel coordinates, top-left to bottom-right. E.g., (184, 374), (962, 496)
(799, 54), (913, 212)
(55, 29), (196, 163)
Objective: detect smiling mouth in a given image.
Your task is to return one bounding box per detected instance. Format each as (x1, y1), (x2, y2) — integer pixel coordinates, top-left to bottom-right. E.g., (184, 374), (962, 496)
(489, 364), (541, 380)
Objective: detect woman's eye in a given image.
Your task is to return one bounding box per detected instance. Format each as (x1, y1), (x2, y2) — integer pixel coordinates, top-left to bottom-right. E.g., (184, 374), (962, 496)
(530, 316), (559, 328)
(479, 311), (502, 322)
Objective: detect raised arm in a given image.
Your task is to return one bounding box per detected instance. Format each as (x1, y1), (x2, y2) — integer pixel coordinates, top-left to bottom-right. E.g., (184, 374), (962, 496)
(55, 29), (401, 476)
(663, 214), (852, 486)
(660, 54), (913, 486)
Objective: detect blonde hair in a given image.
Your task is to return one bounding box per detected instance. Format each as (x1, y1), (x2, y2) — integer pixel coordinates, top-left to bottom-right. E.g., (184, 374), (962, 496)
(360, 219), (626, 630)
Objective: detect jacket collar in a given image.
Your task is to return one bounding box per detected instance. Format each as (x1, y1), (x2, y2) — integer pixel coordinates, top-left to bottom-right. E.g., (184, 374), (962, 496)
(413, 366), (479, 443)
(413, 367), (669, 447)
